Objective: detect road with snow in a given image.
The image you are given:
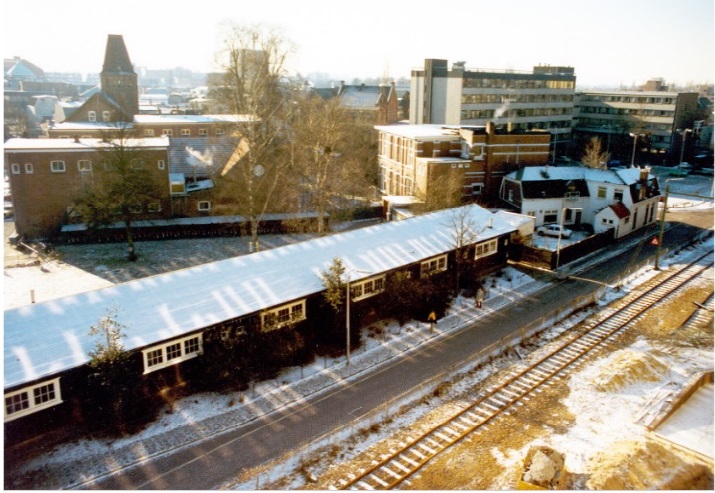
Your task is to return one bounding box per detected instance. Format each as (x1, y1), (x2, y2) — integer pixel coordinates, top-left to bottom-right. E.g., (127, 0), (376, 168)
(86, 215), (711, 489)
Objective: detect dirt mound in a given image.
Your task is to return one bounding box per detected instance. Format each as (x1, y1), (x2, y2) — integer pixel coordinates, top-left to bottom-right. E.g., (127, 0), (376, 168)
(592, 348), (667, 392)
(587, 439), (713, 490)
(519, 446), (565, 489)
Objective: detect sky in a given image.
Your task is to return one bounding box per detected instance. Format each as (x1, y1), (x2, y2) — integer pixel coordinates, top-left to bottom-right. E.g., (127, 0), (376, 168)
(3, 0), (713, 88)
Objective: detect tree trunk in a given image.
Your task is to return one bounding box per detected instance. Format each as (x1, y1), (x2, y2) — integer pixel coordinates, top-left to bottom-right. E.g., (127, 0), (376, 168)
(125, 218), (137, 261)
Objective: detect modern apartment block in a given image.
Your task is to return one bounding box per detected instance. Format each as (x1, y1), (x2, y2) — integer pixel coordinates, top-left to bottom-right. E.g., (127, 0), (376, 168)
(410, 59), (576, 157)
(573, 86), (700, 164)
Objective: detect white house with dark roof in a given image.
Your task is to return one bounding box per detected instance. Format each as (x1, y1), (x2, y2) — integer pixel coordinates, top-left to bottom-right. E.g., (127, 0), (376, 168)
(4, 204), (533, 424)
(499, 165), (660, 238)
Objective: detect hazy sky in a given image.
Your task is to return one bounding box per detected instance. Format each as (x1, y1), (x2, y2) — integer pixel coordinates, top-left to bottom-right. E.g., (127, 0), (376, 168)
(3, 0), (713, 88)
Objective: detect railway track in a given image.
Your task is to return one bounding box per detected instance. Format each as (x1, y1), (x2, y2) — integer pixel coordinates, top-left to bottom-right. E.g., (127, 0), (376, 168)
(335, 252), (713, 490)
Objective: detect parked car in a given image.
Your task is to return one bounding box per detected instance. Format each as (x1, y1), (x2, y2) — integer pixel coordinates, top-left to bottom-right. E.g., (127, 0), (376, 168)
(537, 224), (573, 239)
(669, 168), (689, 177)
(677, 162), (693, 170)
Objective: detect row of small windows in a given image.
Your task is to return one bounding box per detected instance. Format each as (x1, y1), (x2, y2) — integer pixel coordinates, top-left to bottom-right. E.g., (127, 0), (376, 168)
(143, 334), (203, 374)
(576, 118), (674, 134)
(580, 95), (676, 105)
(463, 78), (575, 90)
(461, 108), (573, 120)
(462, 94), (574, 104)
(350, 275), (386, 301)
(144, 128), (223, 137)
(579, 106), (675, 118)
(10, 160), (166, 174)
(4, 378), (61, 422)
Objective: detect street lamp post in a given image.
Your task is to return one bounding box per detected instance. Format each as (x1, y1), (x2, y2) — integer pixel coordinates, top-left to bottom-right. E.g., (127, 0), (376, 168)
(556, 207), (582, 270)
(345, 268), (371, 365)
(629, 132), (643, 168)
(654, 178), (683, 270)
(678, 129), (692, 170)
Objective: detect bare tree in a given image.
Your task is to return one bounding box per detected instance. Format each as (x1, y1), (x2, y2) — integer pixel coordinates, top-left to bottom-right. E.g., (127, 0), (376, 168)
(581, 136), (610, 169)
(210, 23), (297, 251)
(73, 128), (163, 260)
(444, 206), (485, 292)
(289, 96), (361, 234)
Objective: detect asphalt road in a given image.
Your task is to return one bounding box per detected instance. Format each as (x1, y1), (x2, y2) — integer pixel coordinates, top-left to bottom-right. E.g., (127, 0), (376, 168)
(89, 214), (713, 489)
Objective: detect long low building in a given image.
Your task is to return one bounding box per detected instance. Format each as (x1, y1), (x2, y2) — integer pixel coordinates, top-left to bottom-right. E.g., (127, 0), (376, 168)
(4, 204), (534, 428)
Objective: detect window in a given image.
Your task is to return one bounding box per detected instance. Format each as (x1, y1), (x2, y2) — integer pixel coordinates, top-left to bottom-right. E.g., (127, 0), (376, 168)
(11, 163), (20, 174)
(147, 201), (162, 212)
(166, 342), (182, 361)
(162, 129), (173, 136)
(420, 254), (448, 278)
(198, 128), (208, 136)
(102, 111), (111, 122)
(157, 160), (166, 170)
(350, 275), (386, 301)
(4, 378), (62, 422)
(614, 188), (624, 202)
(24, 163), (33, 174)
(181, 129), (191, 136)
(262, 300), (306, 331)
(50, 161), (66, 173)
(129, 204), (142, 214)
(198, 201), (211, 211)
(544, 210), (558, 223)
(145, 129), (155, 137)
(215, 129), (224, 136)
(597, 186), (607, 199)
(77, 160), (92, 172)
(475, 239), (498, 259)
(88, 111), (96, 122)
(142, 334), (203, 374)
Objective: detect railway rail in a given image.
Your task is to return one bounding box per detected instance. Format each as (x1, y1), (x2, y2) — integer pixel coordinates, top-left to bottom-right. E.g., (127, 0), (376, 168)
(335, 252), (713, 490)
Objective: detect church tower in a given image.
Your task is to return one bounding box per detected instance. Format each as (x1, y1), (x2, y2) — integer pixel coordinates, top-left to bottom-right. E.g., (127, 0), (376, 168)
(100, 34), (138, 119)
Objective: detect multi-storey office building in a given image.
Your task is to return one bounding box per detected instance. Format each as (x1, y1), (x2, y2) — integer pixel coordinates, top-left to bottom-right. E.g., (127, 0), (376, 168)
(574, 88), (700, 164)
(410, 59), (576, 158)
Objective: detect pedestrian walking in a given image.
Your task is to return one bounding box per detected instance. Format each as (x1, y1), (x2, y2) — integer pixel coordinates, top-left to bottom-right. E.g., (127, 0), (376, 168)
(475, 286), (485, 308)
(427, 310), (436, 333)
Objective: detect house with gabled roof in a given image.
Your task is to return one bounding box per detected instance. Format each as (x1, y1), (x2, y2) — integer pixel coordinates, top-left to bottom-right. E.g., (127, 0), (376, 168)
(499, 165), (660, 238)
(4, 204), (534, 440)
(314, 81), (400, 124)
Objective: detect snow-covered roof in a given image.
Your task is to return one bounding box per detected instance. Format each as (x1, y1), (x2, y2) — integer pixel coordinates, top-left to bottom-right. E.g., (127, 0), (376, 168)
(508, 165), (652, 186)
(374, 124), (463, 140)
(48, 121), (134, 132)
(4, 205), (532, 390)
(3, 137), (170, 151)
(133, 114), (253, 124)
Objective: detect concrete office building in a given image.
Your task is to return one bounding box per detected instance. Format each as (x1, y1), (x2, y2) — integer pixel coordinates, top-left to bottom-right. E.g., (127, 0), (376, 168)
(410, 59), (576, 158)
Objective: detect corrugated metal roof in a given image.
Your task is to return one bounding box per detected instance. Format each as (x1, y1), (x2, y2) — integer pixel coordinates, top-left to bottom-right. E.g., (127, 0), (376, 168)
(4, 205), (531, 389)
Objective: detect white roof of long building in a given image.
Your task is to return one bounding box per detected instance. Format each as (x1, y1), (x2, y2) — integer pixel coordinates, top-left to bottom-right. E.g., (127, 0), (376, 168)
(4, 205), (532, 389)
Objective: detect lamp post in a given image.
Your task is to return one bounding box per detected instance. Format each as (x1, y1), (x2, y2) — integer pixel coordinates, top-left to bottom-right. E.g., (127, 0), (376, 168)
(556, 207), (581, 270)
(345, 268), (371, 365)
(654, 178), (683, 270)
(678, 129), (692, 170)
(629, 132), (643, 167)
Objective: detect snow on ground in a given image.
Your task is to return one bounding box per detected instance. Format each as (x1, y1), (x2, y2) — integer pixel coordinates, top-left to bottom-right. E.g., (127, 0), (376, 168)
(11, 230), (712, 490)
